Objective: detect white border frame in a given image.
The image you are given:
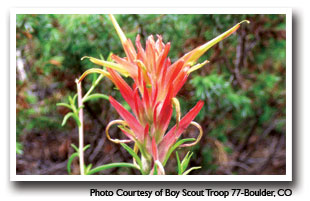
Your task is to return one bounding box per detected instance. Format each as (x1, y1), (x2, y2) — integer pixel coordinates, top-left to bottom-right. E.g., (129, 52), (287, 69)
(10, 8), (292, 181)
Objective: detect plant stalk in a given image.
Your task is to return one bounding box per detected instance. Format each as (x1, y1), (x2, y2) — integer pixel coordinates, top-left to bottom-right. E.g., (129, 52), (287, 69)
(76, 79), (85, 175)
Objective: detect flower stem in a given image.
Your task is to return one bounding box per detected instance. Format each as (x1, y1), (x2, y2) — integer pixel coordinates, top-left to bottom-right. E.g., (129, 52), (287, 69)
(76, 79), (85, 175)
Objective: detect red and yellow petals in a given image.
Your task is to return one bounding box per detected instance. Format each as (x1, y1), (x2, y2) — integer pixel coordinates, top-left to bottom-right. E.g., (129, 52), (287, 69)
(111, 54), (138, 78)
(152, 101), (161, 128)
(81, 56), (130, 77)
(133, 88), (144, 122)
(123, 39), (137, 63)
(156, 87), (173, 140)
(151, 137), (158, 161)
(109, 96), (144, 141)
(165, 60), (185, 88)
(158, 107), (172, 142)
(158, 58), (169, 93)
(136, 60), (151, 86)
(152, 133), (166, 175)
(142, 82), (152, 112)
(146, 36), (157, 73)
(135, 35), (146, 62)
(151, 82), (158, 106)
(155, 34), (165, 53)
(172, 69), (189, 97)
(144, 124), (150, 139)
(158, 101), (204, 160)
(181, 20), (250, 65)
(155, 42), (170, 77)
(107, 68), (138, 115)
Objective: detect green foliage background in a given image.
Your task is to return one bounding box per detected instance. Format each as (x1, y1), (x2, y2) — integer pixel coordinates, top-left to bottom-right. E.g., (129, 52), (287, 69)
(16, 14), (286, 175)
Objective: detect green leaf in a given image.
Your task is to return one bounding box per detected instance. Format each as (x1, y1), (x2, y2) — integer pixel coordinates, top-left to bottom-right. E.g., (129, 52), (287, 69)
(68, 95), (73, 105)
(120, 143), (143, 174)
(56, 103), (72, 110)
(71, 144), (79, 153)
(181, 152), (193, 173)
(176, 152), (182, 175)
(83, 93), (109, 103)
(83, 144), (91, 151)
(153, 164), (158, 175)
(92, 73), (98, 85)
(85, 163), (93, 174)
(162, 138), (196, 166)
(71, 113), (81, 127)
(72, 94), (78, 105)
(67, 152), (79, 174)
(182, 166), (201, 175)
(61, 112), (74, 126)
(71, 144), (90, 154)
(107, 52), (113, 62)
(86, 163), (138, 175)
(99, 54), (105, 60)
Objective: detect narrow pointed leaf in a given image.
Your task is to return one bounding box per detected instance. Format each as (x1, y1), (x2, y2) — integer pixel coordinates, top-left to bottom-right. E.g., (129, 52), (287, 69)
(85, 163), (93, 174)
(86, 163), (138, 175)
(182, 166), (201, 175)
(162, 138), (195, 166)
(71, 144), (79, 153)
(67, 152), (79, 174)
(61, 112), (74, 126)
(120, 143), (143, 173)
(56, 103), (72, 110)
(82, 93), (109, 103)
(181, 151), (193, 172)
(176, 152), (182, 175)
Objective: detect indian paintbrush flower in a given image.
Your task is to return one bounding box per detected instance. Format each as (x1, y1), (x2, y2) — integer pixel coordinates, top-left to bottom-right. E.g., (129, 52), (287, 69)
(78, 15), (249, 174)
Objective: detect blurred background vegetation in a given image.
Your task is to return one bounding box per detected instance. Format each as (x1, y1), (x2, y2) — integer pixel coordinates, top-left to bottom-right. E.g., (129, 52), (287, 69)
(16, 14), (286, 175)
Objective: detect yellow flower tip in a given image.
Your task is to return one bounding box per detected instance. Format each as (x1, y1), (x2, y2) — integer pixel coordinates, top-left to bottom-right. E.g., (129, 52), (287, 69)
(239, 20), (250, 25)
(81, 56), (91, 61)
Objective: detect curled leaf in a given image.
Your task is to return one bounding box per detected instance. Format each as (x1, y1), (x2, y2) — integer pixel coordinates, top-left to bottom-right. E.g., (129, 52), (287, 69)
(179, 121), (203, 147)
(78, 67), (111, 83)
(105, 120), (134, 143)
